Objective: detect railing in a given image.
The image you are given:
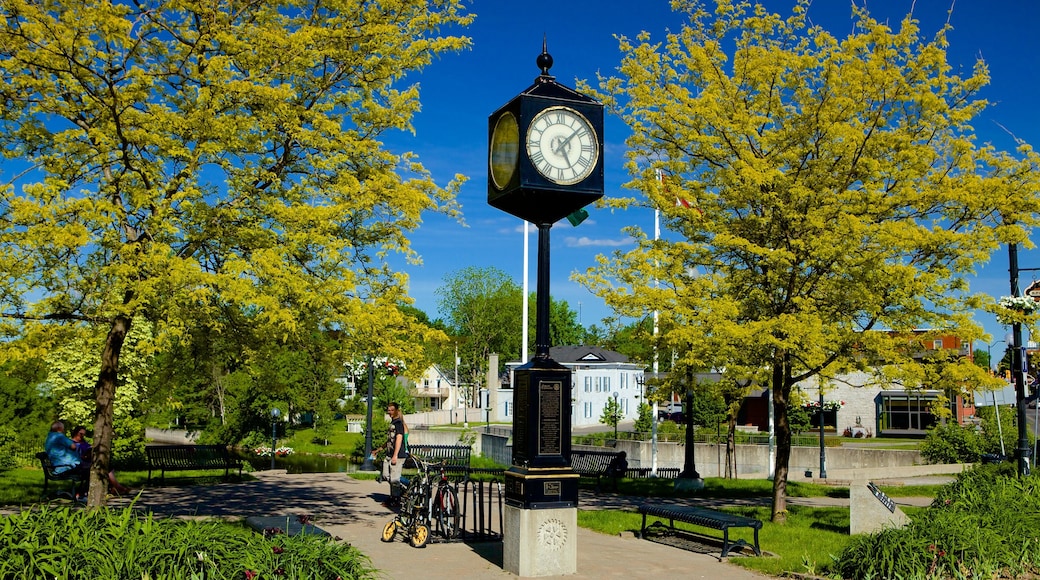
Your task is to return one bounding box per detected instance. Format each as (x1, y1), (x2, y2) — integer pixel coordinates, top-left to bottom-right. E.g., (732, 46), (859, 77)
(573, 431), (839, 447)
(11, 441), (38, 468)
(457, 473), (505, 542)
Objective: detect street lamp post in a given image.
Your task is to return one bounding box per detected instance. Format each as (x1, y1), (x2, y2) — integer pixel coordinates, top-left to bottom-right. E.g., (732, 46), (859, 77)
(818, 390), (827, 479)
(270, 408), (281, 470)
(360, 355), (377, 472)
(987, 340), (1006, 373)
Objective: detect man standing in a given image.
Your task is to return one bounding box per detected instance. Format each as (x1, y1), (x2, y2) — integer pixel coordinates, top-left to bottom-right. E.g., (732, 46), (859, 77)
(382, 402), (408, 507)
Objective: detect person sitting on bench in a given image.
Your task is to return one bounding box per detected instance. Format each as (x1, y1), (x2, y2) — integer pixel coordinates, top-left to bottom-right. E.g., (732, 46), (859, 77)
(603, 451), (628, 491)
(70, 425), (132, 495)
(44, 421), (90, 499)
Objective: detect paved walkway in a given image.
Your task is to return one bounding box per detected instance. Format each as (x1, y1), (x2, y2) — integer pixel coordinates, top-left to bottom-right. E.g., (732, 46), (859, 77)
(91, 471), (938, 580)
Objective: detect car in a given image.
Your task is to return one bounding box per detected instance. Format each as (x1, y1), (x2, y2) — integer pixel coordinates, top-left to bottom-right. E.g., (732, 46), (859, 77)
(657, 410), (684, 423)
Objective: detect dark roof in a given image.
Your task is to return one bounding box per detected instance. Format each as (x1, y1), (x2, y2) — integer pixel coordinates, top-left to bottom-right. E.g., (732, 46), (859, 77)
(548, 345), (630, 364)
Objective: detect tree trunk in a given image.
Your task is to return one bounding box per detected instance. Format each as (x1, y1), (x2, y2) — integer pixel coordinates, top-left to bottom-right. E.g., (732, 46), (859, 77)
(771, 373), (792, 523)
(725, 414), (737, 478)
(769, 355), (791, 523)
(680, 389), (699, 478)
(87, 314), (131, 507)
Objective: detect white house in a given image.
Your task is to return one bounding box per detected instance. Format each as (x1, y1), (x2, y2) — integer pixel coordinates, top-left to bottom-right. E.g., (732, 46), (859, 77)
(412, 364), (459, 411)
(499, 346), (646, 428)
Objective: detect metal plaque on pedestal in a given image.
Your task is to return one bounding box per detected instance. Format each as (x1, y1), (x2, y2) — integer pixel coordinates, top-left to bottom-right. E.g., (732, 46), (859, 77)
(505, 359), (578, 509)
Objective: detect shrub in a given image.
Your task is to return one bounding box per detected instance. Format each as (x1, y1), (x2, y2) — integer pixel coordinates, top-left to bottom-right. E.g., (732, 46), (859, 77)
(830, 464), (1040, 579)
(0, 426), (16, 471)
(919, 421), (985, 464)
(0, 504), (373, 579)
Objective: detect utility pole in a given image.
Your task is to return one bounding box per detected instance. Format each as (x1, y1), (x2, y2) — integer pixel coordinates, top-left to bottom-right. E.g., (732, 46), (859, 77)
(1009, 243), (1031, 476)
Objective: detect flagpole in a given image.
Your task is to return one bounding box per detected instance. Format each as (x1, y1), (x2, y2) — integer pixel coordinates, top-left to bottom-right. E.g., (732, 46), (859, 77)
(651, 170), (662, 476)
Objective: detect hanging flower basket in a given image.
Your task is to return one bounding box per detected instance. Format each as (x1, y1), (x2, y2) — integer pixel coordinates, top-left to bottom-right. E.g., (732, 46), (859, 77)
(995, 296), (1040, 326)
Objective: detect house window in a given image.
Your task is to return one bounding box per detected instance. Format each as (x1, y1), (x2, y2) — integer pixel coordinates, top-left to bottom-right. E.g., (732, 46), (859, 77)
(878, 391), (946, 434)
(932, 339), (943, 350)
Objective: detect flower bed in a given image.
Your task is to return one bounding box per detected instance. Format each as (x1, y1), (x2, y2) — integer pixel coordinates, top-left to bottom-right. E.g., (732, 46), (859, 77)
(254, 446), (295, 457)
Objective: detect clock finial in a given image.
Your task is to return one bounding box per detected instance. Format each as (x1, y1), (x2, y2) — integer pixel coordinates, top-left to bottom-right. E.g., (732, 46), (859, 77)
(536, 35), (554, 79)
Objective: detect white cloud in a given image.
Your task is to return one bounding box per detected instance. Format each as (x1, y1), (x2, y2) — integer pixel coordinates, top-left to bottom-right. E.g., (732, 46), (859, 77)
(564, 236), (632, 248)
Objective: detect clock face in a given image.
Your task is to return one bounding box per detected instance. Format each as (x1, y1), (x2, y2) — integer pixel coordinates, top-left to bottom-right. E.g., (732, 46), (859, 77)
(525, 106), (599, 185)
(489, 112), (520, 190)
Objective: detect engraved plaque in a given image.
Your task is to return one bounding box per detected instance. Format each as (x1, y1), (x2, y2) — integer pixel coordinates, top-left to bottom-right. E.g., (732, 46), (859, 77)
(543, 481), (561, 496)
(538, 380), (562, 455)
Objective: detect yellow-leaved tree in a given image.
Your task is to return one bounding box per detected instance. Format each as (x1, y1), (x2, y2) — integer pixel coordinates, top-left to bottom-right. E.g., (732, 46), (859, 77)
(579, 0), (1040, 522)
(0, 0), (471, 506)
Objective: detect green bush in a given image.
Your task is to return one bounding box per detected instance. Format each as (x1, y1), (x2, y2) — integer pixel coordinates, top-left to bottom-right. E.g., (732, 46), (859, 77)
(920, 421), (985, 464)
(831, 464), (1040, 579)
(0, 504), (373, 579)
(0, 426), (16, 471)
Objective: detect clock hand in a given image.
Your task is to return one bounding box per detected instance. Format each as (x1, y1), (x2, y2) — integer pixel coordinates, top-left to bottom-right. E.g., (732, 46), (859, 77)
(554, 129), (581, 160)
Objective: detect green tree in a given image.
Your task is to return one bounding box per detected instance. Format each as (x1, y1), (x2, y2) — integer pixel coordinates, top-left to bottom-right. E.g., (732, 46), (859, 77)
(579, 0), (1039, 521)
(437, 266), (522, 403)
(599, 396), (623, 438)
(0, 358), (52, 450)
(46, 324), (153, 463)
(633, 401), (654, 434)
(0, 0), (471, 505)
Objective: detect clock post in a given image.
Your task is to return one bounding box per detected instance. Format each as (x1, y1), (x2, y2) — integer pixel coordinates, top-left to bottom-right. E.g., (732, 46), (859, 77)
(488, 44), (604, 577)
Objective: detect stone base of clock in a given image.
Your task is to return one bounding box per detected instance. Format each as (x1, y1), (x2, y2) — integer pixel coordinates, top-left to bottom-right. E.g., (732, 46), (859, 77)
(502, 505), (577, 577)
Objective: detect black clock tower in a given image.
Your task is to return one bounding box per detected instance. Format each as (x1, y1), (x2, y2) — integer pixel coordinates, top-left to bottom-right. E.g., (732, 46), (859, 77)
(488, 44), (604, 516)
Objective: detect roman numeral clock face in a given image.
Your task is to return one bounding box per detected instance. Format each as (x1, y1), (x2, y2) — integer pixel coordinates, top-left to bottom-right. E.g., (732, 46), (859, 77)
(525, 106), (599, 185)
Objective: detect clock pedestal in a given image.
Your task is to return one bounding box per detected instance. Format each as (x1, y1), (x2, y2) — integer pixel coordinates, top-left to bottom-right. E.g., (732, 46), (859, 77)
(503, 505), (577, 576)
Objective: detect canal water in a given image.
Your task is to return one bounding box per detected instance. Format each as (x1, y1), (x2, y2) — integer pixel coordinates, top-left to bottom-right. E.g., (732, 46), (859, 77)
(234, 451), (362, 474)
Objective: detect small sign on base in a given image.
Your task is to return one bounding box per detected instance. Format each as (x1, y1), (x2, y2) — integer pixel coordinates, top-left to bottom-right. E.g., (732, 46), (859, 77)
(850, 479), (910, 535)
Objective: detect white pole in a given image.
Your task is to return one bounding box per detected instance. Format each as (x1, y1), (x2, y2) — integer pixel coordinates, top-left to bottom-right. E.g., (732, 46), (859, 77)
(768, 386), (775, 479)
(651, 172), (662, 475)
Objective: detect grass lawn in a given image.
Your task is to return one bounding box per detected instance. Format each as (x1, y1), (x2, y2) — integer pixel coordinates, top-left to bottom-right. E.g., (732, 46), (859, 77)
(276, 421), (363, 455)
(0, 465), (254, 508)
(579, 504), (929, 577)
(608, 475), (943, 500)
(579, 505), (852, 576)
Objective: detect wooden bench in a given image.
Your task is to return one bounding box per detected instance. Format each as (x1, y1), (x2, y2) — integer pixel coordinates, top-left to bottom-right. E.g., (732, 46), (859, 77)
(405, 444), (472, 477)
(145, 444), (243, 483)
(638, 503), (762, 558)
(570, 449), (623, 490)
(36, 452), (88, 500)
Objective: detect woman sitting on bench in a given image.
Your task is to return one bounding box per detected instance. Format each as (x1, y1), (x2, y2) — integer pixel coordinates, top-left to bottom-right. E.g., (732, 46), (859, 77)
(70, 425), (132, 495)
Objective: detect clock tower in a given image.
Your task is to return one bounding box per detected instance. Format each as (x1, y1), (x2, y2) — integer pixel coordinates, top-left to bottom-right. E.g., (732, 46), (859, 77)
(488, 43), (604, 577)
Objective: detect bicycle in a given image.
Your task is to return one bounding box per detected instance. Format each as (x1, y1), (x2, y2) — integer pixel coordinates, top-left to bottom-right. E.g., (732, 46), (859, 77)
(381, 454), (460, 547)
(429, 459), (461, 540)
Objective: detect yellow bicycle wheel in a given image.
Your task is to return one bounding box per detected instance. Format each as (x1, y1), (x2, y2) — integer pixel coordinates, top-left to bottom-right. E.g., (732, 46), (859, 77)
(410, 523), (430, 548)
(381, 519), (398, 542)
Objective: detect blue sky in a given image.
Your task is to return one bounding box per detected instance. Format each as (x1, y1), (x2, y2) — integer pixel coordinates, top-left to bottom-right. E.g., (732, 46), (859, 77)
(388, 0), (1039, 354)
